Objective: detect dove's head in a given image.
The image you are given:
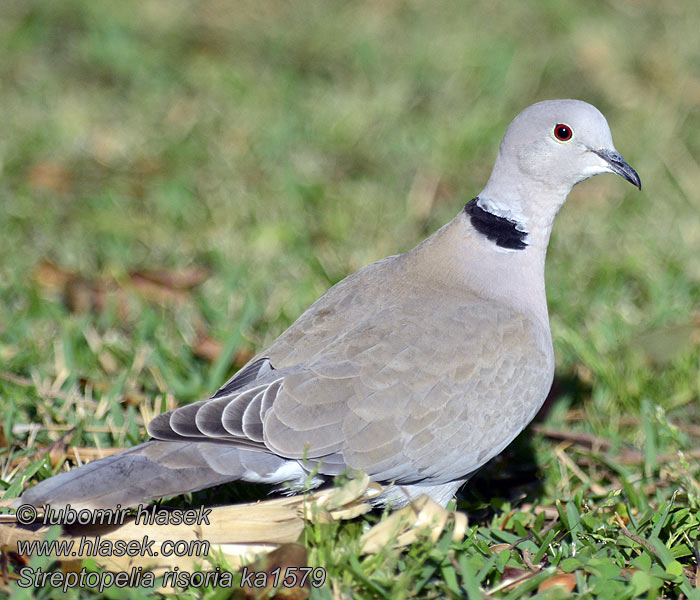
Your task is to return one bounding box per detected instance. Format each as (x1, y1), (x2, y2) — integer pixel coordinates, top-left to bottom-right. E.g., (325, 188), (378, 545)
(477, 99), (640, 239)
(496, 99), (641, 194)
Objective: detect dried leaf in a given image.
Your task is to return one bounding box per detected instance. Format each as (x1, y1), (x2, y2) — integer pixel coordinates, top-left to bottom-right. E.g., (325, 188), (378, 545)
(64, 278), (110, 315)
(234, 347), (256, 368)
(33, 259), (209, 316)
(27, 161), (72, 195)
(33, 260), (74, 293)
(48, 441), (67, 469)
(360, 494), (467, 554)
(538, 572), (577, 593)
(130, 267), (210, 290)
(193, 336), (256, 372)
(97, 350), (119, 375)
(127, 274), (189, 305)
(192, 334), (224, 363)
(239, 543), (310, 600)
(499, 566), (535, 589)
(126, 267), (209, 307)
(123, 391), (148, 408)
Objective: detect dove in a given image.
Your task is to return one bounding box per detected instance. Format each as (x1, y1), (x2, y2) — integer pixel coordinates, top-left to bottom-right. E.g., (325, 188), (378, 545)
(17, 99), (640, 510)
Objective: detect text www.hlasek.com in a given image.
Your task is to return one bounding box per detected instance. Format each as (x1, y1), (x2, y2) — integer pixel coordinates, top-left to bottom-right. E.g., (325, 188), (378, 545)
(16, 535), (208, 558)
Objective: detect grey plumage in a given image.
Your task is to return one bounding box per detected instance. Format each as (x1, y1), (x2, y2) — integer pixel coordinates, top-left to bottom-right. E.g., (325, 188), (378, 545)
(17, 100), (640, 510)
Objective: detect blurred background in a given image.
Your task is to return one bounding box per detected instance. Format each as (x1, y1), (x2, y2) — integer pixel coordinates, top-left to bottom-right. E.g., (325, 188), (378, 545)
(0, 0), (698, 497)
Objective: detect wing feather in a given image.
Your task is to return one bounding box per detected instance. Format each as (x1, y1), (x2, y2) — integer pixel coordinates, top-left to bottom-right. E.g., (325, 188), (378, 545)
(241, 389), (266, 441)
(170, 400), (208, 437)
(221, 384), (269, 436)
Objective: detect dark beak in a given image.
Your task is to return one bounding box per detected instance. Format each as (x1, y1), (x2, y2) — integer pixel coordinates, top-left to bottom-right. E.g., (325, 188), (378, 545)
(592, 149), (642, 190)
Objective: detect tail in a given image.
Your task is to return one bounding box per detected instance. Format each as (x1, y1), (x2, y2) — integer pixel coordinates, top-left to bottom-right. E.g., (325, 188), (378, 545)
(15, 440), (297, 510)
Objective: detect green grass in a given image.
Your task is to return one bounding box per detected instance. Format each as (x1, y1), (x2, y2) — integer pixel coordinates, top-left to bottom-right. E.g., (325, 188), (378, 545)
(1, 0), (699, 597)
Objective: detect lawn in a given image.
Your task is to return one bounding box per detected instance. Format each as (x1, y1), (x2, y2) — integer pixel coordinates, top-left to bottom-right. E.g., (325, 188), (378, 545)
(1, 0), (699, 598)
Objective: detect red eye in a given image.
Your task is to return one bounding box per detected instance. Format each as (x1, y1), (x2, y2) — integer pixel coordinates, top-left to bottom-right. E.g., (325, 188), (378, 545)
(554, 124), (573, 141)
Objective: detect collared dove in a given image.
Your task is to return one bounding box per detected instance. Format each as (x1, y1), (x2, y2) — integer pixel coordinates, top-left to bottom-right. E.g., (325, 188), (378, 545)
(17, 100), (640, 510)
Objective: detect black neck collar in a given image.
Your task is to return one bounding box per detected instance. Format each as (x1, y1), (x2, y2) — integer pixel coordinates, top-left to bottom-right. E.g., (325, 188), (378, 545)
(464, 198), (528, 250)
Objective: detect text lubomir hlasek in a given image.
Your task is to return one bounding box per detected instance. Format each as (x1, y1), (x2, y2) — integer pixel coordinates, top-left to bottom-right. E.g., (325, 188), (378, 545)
(16, 503), (212, 527)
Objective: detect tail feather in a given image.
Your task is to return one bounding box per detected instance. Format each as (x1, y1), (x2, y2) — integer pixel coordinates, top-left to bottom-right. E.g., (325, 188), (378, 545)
(15, 440), (289, 510)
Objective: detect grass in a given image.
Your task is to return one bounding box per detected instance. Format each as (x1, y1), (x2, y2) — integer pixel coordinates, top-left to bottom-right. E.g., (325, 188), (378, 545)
(1, 0), (699, 597)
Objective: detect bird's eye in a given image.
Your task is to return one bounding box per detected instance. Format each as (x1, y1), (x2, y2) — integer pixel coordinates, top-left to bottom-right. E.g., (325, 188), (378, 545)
(554, 124), (573, 142)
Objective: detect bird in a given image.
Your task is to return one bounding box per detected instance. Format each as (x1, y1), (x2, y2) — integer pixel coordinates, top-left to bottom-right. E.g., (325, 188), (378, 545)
(16, 99), (640, 511)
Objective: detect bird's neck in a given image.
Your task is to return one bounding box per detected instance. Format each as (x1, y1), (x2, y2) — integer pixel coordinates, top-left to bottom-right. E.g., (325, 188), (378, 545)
(411, 206), (558, 335)
(476, 157), (571, 253)
(463, 198), (528, 250)
(465, 195), (559, 253)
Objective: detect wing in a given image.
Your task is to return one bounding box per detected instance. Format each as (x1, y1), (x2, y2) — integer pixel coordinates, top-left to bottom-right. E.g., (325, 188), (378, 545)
(149, 277), (552, 486)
